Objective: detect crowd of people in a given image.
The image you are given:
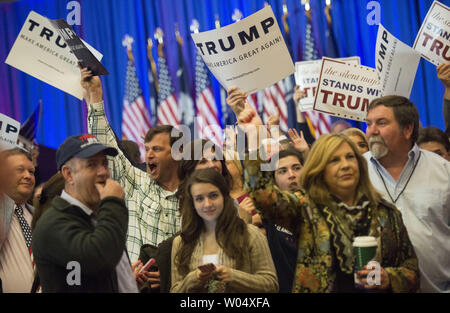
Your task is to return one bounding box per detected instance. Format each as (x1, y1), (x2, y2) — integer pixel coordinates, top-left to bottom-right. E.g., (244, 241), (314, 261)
(0, 63), (448, 293)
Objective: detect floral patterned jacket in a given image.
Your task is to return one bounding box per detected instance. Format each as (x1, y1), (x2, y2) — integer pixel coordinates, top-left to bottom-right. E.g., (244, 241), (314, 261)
(244, 155), (419, 293)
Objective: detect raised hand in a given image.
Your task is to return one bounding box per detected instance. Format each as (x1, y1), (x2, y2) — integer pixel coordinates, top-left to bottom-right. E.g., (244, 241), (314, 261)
(267, 113), (280, 128)
(288, 128), (309, 153)
(238, 196), (256, 216)
(226, 87), (247, 116)
(437, 63), (450, 100)
(293, 85), (307, 104)
(79, 63), (103, 104)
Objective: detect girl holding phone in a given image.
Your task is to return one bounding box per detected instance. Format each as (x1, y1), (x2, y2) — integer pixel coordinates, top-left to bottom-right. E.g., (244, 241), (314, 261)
(170, 168), (278, 293)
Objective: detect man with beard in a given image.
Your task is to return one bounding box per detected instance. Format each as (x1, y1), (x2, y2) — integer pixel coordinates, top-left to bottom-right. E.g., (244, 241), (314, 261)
(364, 96), (450, 293)
(32, 134), (138, 292)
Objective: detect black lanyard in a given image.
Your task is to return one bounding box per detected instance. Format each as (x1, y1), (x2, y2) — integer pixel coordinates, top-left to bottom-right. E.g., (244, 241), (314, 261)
(375, 151), (421, 204)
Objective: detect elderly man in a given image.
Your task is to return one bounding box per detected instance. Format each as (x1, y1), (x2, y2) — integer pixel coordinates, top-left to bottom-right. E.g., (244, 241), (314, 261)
(32, 134), (138, 292)
(365, 96), (450, 293)
(0, 148), (36, 292)
(80, 67), (182, 263)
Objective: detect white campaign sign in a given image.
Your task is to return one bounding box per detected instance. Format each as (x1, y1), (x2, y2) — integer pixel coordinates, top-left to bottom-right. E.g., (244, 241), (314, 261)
(0, 114), (20, 150)
(413, 0), (450, 66)
(376, 24), (421, 98)
(313, 58), (381, 121)
(5, 11), (103, 100)
(190, 6), (294, 94)
(294, 56), (360, 112)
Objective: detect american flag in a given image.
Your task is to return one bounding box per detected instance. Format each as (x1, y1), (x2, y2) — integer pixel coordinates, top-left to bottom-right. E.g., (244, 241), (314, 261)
(19, 100), (42, 142)
(156, 45), (179, 126)
(303, 14), (331, 138)
(176, 33), (195, 127)
(260, 82), (289, 132)
(121, 58), (152, 160)
(147, 38), (159, 127)
(247, 93), (258, 114)
(195, 51), (222, 146)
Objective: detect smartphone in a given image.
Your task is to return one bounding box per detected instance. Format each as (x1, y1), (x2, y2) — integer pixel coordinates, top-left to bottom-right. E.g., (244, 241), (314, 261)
(197, 263), (216, 273)
(139, 258), (156, 274)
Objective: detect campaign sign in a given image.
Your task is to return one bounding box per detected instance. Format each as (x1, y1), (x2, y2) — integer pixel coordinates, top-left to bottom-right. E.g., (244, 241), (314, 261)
(313, 58), (381, 121)
(49, 19), (108, 76)
(191, 6), (294, 94)
(376, 24), (421, 98)
(5, 11), (103, 100)
(0, 114), (20, 150)
(295, 56), (360, 112)
(413, 0), (450, 66)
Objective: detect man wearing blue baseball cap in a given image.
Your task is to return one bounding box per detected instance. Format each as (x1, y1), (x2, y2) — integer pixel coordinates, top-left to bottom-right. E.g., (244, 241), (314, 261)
(32, 134), (139, 292)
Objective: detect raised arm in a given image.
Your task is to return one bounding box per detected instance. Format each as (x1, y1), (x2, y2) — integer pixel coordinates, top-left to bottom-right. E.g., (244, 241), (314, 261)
(293, 85), (315, 145)
(80, 67), (145, 186)
(225, 88), (307, 231)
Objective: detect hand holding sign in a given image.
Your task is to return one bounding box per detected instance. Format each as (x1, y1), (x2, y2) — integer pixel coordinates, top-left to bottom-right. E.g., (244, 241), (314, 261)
(437, 63), (450, 86)
(293, 85), (307, 105)
(79, 64), (102, 104)
(226, 87), (248, 116)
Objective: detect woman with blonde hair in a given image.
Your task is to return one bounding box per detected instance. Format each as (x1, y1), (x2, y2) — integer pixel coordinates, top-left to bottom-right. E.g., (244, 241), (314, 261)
(244, 133), (419, 293)
(341, 127), (369, 154)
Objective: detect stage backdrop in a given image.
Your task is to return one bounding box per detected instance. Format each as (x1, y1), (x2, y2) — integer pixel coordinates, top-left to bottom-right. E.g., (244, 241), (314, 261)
(0, 0), (448, 149)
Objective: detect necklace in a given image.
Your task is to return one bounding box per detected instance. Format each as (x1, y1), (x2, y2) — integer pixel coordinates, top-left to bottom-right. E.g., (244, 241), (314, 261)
(375, 151), (421, 204)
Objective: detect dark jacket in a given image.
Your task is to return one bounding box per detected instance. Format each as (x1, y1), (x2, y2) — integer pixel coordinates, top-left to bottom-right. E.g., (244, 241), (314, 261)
(32, 196), (128, 293)
(138, 235), (175, 293)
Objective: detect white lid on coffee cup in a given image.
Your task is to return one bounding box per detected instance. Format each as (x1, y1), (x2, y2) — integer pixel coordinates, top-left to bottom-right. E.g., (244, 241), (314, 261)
(352, 236), (377, 247)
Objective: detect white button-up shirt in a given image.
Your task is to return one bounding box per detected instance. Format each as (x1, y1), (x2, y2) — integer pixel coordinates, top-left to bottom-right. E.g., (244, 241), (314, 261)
(364, 145), (450, 292)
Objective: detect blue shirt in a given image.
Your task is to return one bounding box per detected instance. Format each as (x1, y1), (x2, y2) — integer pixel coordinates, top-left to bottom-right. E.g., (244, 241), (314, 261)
(364, 145), (450, 293)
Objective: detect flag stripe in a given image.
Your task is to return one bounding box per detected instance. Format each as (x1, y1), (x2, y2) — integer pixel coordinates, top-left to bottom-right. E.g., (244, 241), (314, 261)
(122, 59), (152, 161)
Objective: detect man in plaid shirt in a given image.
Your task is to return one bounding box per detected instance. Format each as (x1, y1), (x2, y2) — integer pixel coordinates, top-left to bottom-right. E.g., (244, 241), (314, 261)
(80, 68), (181, 263)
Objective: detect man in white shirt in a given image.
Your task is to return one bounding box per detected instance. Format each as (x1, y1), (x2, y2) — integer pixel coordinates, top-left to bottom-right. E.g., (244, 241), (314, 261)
(0, 148), (36, 292)
(364, 95), (450, 293)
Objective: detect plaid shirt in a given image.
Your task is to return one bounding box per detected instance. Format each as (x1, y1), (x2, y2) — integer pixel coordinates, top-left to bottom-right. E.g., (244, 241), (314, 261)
(88, 102), (181, 262)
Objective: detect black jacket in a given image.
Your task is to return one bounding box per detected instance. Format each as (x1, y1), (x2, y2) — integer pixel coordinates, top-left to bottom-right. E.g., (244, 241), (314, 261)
(32, 196), (128, 293)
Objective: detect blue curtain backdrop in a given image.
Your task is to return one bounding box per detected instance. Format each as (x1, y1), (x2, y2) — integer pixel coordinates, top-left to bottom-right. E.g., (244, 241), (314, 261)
(1, 0), (449, 149)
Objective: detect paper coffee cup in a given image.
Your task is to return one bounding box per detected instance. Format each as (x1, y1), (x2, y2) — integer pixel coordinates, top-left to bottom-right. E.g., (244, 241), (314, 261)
(353, 236), (377, 287)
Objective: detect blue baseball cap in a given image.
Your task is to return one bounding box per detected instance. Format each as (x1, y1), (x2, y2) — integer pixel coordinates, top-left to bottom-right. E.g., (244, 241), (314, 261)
(56, 134), (118, 170)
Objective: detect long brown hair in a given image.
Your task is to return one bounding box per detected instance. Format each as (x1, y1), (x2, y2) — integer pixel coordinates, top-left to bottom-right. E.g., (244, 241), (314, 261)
(300, 133), (381, 206)
(175, 168), (249, 276)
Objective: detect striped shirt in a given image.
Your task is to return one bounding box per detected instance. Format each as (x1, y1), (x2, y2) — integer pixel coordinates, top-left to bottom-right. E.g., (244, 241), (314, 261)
(88, 101), (181, 262)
